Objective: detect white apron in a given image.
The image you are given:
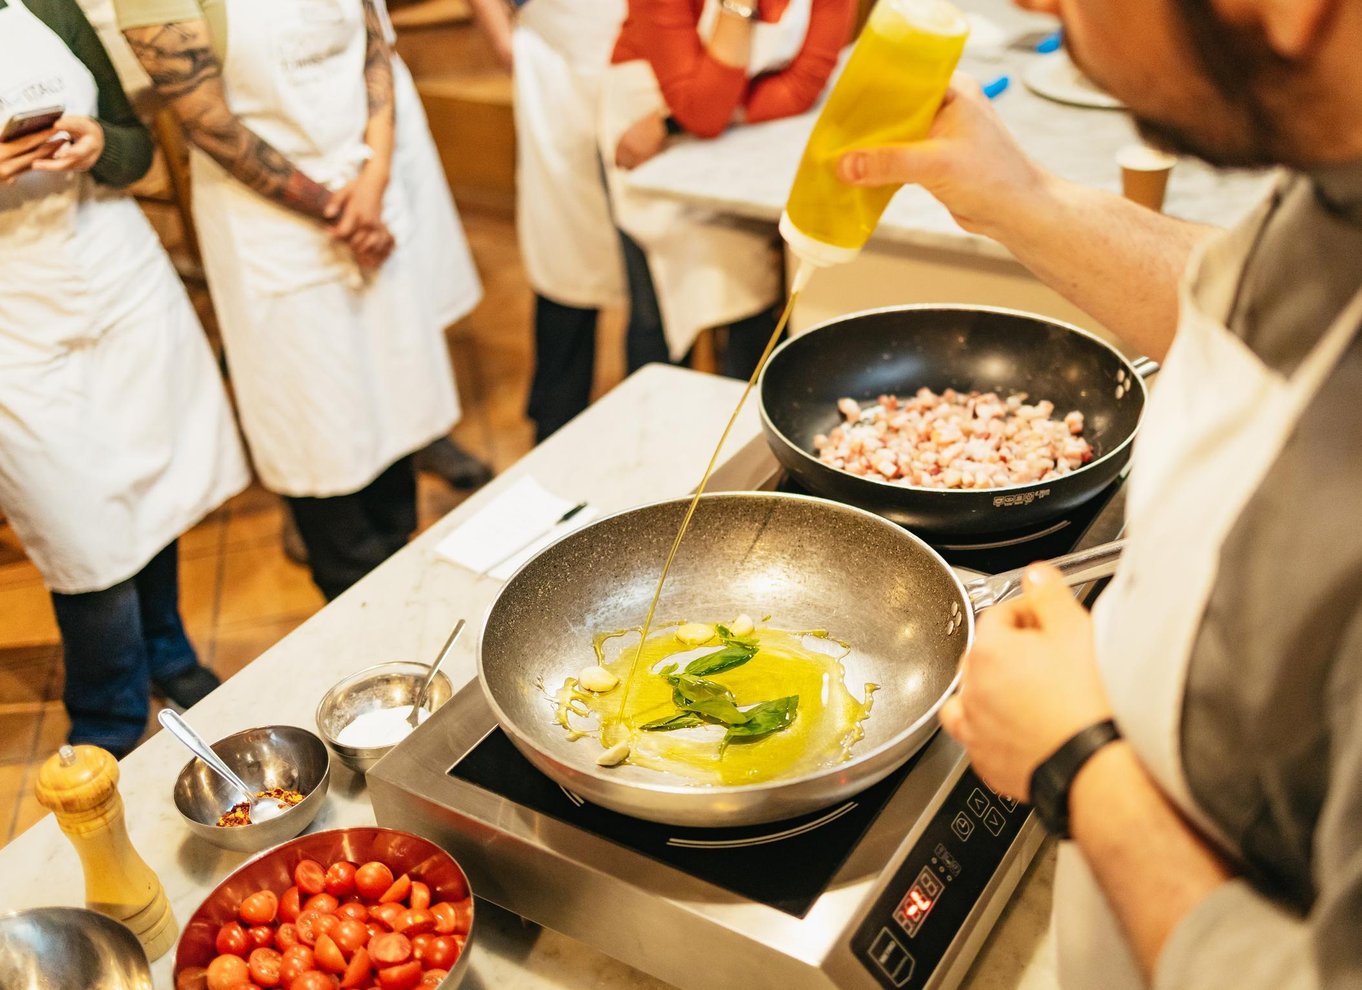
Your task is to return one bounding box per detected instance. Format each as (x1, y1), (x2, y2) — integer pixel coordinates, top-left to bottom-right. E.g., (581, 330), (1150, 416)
(599, 0), (812, 357)
(0, 0), (248, 594)
(191, 0), (460, 497)
(513, 0), (627, 310)
(1055, 184), (1362, 989)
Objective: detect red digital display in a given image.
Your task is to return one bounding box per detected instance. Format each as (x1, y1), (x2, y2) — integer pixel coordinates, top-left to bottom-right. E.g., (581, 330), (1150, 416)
(893, 867), (944, 937)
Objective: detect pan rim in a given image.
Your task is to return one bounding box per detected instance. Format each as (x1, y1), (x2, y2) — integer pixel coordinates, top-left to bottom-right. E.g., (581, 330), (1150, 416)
(756, 302), (1148, 498)
(475, 490), (972, 802)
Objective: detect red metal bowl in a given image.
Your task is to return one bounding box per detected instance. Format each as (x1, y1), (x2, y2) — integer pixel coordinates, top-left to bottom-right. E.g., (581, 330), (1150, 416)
(173, 826), (474, 988)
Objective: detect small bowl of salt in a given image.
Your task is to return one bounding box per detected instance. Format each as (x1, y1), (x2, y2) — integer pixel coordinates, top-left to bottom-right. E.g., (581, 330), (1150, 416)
(315, 661), (454, 774)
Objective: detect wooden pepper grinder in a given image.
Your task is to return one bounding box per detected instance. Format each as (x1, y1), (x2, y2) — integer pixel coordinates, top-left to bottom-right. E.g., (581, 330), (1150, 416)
(35, 744), (178, 961)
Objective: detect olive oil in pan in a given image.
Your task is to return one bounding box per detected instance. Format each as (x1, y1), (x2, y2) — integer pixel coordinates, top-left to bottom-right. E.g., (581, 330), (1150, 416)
(558, 624), (876, 786)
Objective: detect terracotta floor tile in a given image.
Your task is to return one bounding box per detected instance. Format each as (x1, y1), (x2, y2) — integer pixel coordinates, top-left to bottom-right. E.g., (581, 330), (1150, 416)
(0, 762), (27, 844)
(29, 701), (70, 767)
(0, 582), (59, 651)
(0, 645), (60, 706)
(179, 509), (227, 560)
(217, 542), (323, 628)
(211, 613), (312, 681)
(0, 711), (40, 764)
(179, 550), (221, 643)
(224, 494), (286, 550)
(8, 790), (48, 842)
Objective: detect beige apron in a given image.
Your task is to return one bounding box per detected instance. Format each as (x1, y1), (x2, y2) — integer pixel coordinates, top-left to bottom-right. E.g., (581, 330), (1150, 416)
(0, 0), (247, 593)
(599, 0), (812, 358)
(514, 0), (628, 310)
(1056, 184), (1362, 988)
(190, 0), (459, 497)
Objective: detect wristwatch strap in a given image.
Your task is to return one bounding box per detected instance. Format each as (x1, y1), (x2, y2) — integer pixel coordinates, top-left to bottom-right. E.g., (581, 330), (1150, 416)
(1029, 718), (1122, 840)
(719, 0), (759, 20)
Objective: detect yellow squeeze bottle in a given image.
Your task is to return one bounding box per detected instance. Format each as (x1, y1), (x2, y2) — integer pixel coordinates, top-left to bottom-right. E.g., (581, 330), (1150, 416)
(781, 0), (968, 290)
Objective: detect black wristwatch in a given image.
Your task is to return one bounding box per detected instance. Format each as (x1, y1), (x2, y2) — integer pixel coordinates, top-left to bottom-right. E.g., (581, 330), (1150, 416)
(1029, 719), (1122, 839)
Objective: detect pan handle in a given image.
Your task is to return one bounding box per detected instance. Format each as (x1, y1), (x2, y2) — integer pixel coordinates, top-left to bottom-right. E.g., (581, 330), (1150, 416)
(964, 539), (1126, 611)
(1131, 356), (1160, 379)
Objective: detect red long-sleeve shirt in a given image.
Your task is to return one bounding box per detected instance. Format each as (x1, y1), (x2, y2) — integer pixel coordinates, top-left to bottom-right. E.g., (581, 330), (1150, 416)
(611, 0), (857, 139)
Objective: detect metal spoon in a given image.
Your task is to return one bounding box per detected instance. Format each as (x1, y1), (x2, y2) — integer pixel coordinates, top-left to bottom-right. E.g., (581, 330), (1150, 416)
(157, 709), (287, 823)
(408, 618), (466, 728)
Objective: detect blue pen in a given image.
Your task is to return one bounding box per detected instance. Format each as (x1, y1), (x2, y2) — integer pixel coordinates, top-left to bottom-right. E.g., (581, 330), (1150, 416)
(982, 75), (1011, 100)
(1036, 28), (1064, 53)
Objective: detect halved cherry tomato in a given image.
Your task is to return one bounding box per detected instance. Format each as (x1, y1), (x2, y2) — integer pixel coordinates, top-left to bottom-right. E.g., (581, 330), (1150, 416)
(176, 966), (209, 990)
(337, 902), (368, 923)
(217, 922), (251, 958)
(247, 947), (282, 989)
(394, 908), (435, 938)
(275, 924), (300, 950)
(376, 960), (422, 990)
(366, 922), (386, 941)
(334, 918), (370, 956)
(222, 982), (261, 990)
(246, 926), (275, 950)
(288, 973), (336, 990)
(339, 947), (373, 990)
(314, 934), (348, 975)
(206, 954), (250, 990)
(428, 903), (456, 936)
(303, 893), (340, 916)
(324, 861), (357, 899)
(410, 933), (435, 963)
(418, 970), (448, 989)
(239, 890), (279, 926)
(367, 932), (412, 967)
(424, 935), (460, 971)
(277, 945), (315, 987)
(354, 862), (394, 901)
(295, 911), (328, 946)
(369, 903), (403, 931)
(450, 899), (472, 935)
(277, 886), (302, 925)
(295, 859), (327, 896)
(407, 882), (430, 912)
(378, 874), (411, 904)
(452, 934), (466, 953)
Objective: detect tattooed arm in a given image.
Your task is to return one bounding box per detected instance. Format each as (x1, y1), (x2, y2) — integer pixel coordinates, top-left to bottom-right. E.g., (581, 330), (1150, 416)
(122, 21), (334, 222)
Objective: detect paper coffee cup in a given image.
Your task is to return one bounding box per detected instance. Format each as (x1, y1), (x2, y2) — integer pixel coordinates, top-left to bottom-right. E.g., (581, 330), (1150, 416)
(1117, 144), (1177, 212)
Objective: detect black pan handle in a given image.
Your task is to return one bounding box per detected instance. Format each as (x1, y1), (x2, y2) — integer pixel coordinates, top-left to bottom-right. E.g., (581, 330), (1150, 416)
(964, 538), (1126, 611)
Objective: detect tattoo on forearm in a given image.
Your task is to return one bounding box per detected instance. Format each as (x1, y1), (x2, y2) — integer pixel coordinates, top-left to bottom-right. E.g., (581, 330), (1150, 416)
(361, 0), (395, 122)
(124, 24), (332, 220)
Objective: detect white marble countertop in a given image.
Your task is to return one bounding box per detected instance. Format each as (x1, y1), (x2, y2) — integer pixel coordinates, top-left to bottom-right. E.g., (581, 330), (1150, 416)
(0, 365), (1058, 990)
(623, 0), (1273, 260)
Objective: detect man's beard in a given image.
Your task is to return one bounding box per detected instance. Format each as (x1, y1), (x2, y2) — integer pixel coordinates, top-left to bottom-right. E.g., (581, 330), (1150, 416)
(1071, 0), (1296, 169)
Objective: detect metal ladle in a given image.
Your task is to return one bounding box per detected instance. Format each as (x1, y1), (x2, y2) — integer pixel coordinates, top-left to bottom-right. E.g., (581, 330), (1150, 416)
(157, 709), (287, 823)
(408, 618), (466, 728)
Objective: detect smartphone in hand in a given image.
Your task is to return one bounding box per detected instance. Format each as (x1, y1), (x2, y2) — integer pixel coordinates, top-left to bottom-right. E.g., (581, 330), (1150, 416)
(1, 105), (65, 143)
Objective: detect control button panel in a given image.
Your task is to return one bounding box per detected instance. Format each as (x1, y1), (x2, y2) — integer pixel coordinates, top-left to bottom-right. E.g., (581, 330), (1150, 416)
(852, 767), (1032, 990)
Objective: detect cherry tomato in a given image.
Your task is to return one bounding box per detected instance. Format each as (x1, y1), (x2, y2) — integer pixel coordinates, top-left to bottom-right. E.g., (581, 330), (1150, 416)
(295, 859), (327, 897)
(450, 899), (472, 936)
(247, 947), (282, 989)
(354, 862), (394, 901)
(407, 882), (430, 912)
(366, 922), (386, 941)
(244, 926), (274, 951)
(304, 893), (340, 916)
(339, 947), (373, 990)
(410, 933), (434, 962)
(418, 971), (448, 989)
(206, 954), (250, 990)
(176, 967), (209, 990)
(367, 932), (412, 967)
(369, 903), (403, 931)
(324, 861), (358, 899)
(314, 934), (348, 975)
(425, 936), (460, 971)
(278, 945), (315, 987)
(427, 903), (455, 936)
(288, 973), (336, 990)
(275, 924), (300, 950)
(337, 902), (368, 923)
(295, 911), (326, 946)
(240, 890), (279, 926)
(216, 921), (251, 958)
(378, 874), (411, 905)
(376, 960), (422, 990)
(452, 934), (466, 953)
(223, 983), (261, 990)
(279, 887), (302, 925)
(334, 918), (369, 955)
(394, 908), (435, 938)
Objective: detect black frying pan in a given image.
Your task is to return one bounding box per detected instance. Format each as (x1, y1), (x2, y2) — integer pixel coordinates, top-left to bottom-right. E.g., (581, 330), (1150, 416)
(758, 305), (1155, 536)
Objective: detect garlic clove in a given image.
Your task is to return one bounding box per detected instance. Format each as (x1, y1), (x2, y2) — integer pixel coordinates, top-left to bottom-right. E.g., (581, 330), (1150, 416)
(729, 614), (755, 637)
(596, 740), (630, 767)
(577, 665), (619, 693)
(676, 622), (715, 645)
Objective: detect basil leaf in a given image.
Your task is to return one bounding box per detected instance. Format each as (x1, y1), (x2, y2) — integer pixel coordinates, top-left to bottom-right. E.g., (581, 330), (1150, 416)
(658, 662), (678, 678)
(722, 696), (799, 748)
(640, 712), (708, 731)
(684, 643), (758, 678)
(671, 674), (749, 725)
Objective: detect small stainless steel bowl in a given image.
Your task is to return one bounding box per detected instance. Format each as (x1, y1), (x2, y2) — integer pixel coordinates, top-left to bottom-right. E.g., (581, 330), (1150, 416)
(172, 724), (330, 853)
(315, 661), (453, 774)
(0, 907), (151, 990)
(174, 827), (474, 989)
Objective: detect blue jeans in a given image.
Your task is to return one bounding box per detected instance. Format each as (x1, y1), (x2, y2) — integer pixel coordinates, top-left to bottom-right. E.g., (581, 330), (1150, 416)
(49, 541), (196, 756)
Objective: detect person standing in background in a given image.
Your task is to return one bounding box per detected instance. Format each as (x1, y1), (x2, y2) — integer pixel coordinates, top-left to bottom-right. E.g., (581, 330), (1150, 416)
(600, 0), (855, 379)
(118, 0), (480, 600)
(0, 0), (249, 756)
(467, 0), (629, 443)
